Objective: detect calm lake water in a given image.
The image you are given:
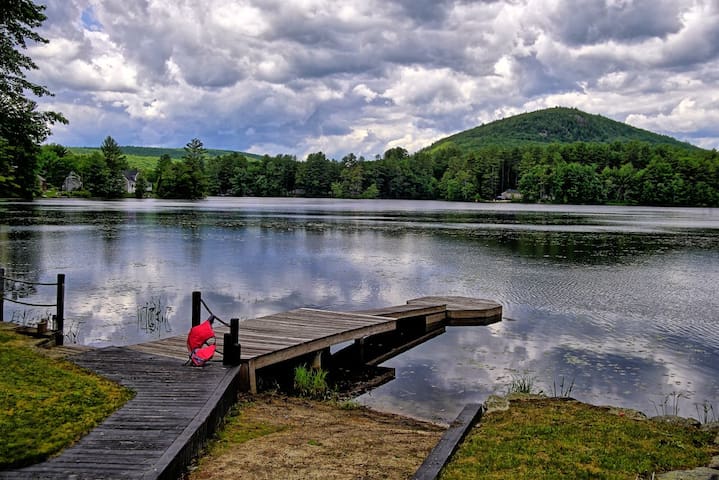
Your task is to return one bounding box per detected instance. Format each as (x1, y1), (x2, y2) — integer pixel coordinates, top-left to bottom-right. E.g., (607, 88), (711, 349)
(1, 198), (718, 423)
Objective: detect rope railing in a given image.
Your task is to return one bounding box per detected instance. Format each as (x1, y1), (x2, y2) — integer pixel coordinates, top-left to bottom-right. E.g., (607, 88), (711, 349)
(3, 299), (58, 308)
(1, 267), (65, 346)
(3, 278), (59, 287)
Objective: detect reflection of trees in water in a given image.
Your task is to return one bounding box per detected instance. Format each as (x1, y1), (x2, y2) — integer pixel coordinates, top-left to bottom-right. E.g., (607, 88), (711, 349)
(452, 230), (719, 265)
(137, 296), (172, 336)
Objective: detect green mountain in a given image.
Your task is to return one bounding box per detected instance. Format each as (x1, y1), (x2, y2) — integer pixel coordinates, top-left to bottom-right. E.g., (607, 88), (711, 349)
(427, 107), (698, 152)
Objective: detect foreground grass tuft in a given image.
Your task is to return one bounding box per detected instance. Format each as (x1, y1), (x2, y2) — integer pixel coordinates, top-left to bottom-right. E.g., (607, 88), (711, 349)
(0, 328), (133, 469)
(441, 398), (717, 480)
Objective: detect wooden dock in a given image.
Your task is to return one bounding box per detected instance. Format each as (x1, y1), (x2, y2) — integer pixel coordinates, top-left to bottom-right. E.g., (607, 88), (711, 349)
(2, 295), (501, 479)
(130, 296), (502, 393)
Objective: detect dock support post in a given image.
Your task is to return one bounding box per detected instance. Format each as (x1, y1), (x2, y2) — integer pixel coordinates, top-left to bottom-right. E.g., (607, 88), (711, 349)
(192, 291), (201, 327)
(354, 337), (365, 364)
(55, 274), (65, 346)
(239, 361), (257, 393)
(0, 267), (4, 323)
(223, 318), (242, 366)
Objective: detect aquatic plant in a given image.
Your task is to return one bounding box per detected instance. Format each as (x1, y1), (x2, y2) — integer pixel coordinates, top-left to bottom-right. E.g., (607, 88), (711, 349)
(651, 391), (689, 417)
(293, 364), (330, 399)
(551, 375), (576, 398)
(695, 401), (717, 424)
(506, 374), (542, 395)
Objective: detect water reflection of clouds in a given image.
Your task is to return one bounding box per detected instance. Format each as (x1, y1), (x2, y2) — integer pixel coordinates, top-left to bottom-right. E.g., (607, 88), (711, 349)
(3, 199), (718, 423)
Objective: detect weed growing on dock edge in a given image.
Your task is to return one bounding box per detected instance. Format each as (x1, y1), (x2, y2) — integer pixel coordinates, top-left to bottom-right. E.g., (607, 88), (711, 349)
(293, 364), (330, 399)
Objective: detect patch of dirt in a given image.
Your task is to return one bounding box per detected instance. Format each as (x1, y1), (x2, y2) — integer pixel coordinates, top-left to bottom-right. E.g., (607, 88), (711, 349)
(188, 394), (444, 480)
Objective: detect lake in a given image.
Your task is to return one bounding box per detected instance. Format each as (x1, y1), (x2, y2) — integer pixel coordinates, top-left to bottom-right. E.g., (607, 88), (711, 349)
(1, 197), (718, 423)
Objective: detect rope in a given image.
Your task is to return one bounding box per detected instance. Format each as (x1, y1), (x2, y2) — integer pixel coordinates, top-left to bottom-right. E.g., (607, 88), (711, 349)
(199, 298), (231, 327)
(1, 276), (58, 287)
(2, 297), (57, 308)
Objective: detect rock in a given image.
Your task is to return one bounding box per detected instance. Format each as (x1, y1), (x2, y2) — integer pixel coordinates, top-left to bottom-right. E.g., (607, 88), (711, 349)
(655, 467), (719, 479)
(700, 422), (719, 434)
(709, 456), (719, 469)
(607, 407), (648, 421)
(650, 415), (701, 428)
(483, 395), (510, 413)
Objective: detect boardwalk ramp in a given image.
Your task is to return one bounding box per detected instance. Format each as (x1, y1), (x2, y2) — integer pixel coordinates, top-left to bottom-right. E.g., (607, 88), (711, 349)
(1, 347), (241, 480)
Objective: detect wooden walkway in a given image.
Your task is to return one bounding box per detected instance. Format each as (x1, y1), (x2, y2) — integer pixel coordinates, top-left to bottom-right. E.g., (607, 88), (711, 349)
(2, 296), (501, 479)
(1, 347), (241, 480)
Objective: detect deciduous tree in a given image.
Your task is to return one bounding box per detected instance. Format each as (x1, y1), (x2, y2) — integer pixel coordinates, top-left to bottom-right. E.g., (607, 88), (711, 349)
(1, 0), (67, 198)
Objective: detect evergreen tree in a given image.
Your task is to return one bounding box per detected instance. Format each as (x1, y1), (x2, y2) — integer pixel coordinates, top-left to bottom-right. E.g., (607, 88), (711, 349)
(100, 136), (127, 198)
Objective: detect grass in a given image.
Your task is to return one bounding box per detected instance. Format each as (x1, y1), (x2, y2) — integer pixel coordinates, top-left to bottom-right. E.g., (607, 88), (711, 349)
(506, 374), (542, 395)
(202, 402), (286, 458)
(293, 364), (331, 399)
(440, 397), (718, 480)
(0, 326), (133, 469)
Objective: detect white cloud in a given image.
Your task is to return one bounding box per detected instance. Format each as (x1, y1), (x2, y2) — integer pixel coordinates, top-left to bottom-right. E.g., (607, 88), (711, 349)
(28, 0), (719, 154)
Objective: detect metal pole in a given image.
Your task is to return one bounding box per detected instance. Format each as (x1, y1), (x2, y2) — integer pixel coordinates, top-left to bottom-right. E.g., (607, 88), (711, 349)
(0, 267), (4, 323)
(192, 291), (201, 327)
(55, 274), (65, 346)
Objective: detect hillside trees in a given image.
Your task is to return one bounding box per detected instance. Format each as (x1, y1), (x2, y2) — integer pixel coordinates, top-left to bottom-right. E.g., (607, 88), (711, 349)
(156, 138), (208, 199)
(296, 152), (338, 197)
(37, 136), (719, 206)
(1, 0), (67, 198)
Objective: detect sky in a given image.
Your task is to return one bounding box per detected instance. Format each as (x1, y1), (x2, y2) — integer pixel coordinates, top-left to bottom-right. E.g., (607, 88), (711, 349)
(28, 0), (719, 159)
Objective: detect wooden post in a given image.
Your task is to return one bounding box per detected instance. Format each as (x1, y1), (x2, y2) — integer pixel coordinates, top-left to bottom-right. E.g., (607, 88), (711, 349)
(192, 291), (201, 327)
(55, 274), (65, 346)
(0, 267), (4, 323)
(223, 318), (241, 366)
(230, 317), (239, 344)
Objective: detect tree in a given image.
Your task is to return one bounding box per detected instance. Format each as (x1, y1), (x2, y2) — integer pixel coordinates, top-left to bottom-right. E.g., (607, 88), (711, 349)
(181, 138), (207, 199)
(296, 152), (338, 197)
(184, 138), (206, 171)
(1, 0), (67, 198)
(154, 153), (172, 195)
(79, 152), (109, 197)
(100, 136), (127, 198)
(37, 143), (77, 188)
(134, 174), (148, 198)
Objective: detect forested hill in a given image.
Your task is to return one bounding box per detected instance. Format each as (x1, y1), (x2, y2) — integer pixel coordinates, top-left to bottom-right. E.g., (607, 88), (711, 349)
(427, 107), (697, 152)
(69, 146), (262, 161)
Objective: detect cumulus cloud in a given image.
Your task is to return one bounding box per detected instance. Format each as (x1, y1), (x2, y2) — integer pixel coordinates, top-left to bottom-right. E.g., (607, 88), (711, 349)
(29, 0), (719, 157)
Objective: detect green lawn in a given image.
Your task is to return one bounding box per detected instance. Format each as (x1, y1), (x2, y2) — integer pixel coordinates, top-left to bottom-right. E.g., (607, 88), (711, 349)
(441, 397), (718, 480)
(0, 326), (133, 469)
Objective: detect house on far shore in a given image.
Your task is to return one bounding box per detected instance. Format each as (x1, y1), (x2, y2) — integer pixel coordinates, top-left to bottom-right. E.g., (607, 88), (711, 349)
(62, 171), (82, 192)
(123, 170), (139, 193)
(37, 175), (47, 193)
(499, 189), (523, 201)
(123, 170), (152, 194)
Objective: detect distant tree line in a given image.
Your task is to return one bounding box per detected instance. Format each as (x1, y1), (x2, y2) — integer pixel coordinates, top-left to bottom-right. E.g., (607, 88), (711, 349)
(32, 138), (719, 206)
